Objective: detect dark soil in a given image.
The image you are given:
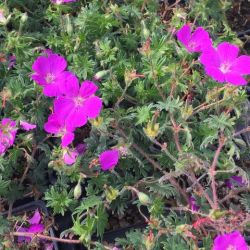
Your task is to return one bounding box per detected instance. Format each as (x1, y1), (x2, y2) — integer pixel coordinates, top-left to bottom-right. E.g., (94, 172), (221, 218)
(226, 0), (250, 53)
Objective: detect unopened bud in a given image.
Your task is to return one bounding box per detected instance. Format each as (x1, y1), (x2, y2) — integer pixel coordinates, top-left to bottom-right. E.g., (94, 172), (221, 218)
(144, 122), (159, 139)
(105, 186), (119, 203)
(65, 14), (73, 35)
(176, 224), (188, 234)
(141, 20), (150, 39)
(90, 116), (103, 127)
(20, 13), (28, 23)
(209, 209), (227, 220)
(74, 180), (82, 200)
(93, 70), (110, 81)
(138, 192), (151, 205)
(145, 230), (154, 250)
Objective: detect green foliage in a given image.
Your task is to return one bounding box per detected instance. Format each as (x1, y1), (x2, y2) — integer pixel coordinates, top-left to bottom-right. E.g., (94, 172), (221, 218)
(0, 0), (249, 248)
(240, 193), (250, 212)
(44, 186), (74, 215)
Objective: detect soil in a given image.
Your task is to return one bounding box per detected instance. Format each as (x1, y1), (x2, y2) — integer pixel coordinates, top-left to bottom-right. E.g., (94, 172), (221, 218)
(226, 0), (250, 53)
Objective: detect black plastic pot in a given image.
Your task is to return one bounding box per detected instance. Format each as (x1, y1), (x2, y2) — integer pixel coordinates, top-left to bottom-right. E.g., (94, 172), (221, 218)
(1, 200), (58, 250)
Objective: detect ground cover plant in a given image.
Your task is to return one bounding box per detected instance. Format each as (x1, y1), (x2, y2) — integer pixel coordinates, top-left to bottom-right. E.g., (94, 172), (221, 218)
(0, 0), (250, 249)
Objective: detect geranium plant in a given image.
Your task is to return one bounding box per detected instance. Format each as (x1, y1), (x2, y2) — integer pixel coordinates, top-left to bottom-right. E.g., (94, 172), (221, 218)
(0, 0), (250, 249)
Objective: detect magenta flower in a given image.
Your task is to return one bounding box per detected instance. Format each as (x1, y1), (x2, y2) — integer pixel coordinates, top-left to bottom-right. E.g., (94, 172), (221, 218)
(200, 42), (250, 85)
(51, 0), (77, 4)
(17, 209), (45, 243)
(176, 24), (212, 53)
(76, 143), (87, 154)
(213, 231), (248, 250)
(189, 196), (200, 211)
(63, 144), (86, 165)
(225, 176), (246, 189)
(54, 78), (102, 128)
(44, 113), (75, 147)
(20, 121), (37, 131)
(99, 149), (119, 171)
(28, 209), (41, 224)
(0, 118), (17, 154)
(31, 53), (72, 97)
(63, 149), (78, 165)
(8, 55), (16, 70)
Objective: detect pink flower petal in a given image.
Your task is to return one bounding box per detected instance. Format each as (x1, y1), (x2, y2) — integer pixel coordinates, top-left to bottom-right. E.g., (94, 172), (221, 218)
(231, 55), (250, 75)
(17, 227), (28, 242)
(31, 74), (48, 86)
(32, 56), (51, 75)
(43, 81), (61, 97)
(99, 149), (119, 171)
(20, 121), (36, 131)
(51, 0), (77, 4)
(44, 114), (61, 134)
(48, 54), (67, 74)
(79, 80), (98, 98)
(217, 42), (239, 62)
(28, 209), (41, 225)
(213, 231), (248, 250)
(200, 48), (220, 68)
(204, 67), (225, 82)
(188, 27), (212, 52)
(54, 97), (75, 119)
(225, 72), (247, 85)
(65, 107), (88, 128)
(25, 224), (45, 242)
(63, 148), (78, 165)
(58, 71), (79, 96)
(61, 131), (74, 147)
(176, 24), (191, 49)
(83, 96), (102, 119)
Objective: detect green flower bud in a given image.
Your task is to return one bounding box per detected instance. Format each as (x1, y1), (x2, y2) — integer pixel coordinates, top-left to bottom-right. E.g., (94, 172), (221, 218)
(105, 186), (119, 203)
(20, 13), (28, 23)
(65, 14), (73, 36)
(93, 70), (110, 81)
(141, 20), (150, 39)
(138, 192), (151, 205)
(74, 180), (82, 200)
(176, 224), (188, 234)
(209, 209), (227, 220)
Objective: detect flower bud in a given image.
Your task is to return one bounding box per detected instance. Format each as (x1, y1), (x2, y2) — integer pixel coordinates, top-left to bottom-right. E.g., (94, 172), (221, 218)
(176, 224), (188, 234)
(20, 13), (28, 23)
(141, 20), (150, 39)
(143, 122), (159, 139)
(65, 14), (73, 35)
(90, 116), (103, 127)
(137, 192), (151, 205)
(144, 230), (154, 250)
(93, 70), (110, 81)
(209, 209), (227, 220)
(105, 186), (119, 203)
(74, 180), (82, 200)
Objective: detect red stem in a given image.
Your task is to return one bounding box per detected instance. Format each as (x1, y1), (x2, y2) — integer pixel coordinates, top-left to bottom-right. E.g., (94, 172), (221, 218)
(210, 136), (225, 209)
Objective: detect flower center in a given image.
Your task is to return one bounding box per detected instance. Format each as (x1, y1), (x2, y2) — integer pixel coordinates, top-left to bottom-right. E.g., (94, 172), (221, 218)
(188, 41), (197, 50)
(220, 62), (231, 74)
(45, 73), (55, 84)
(226, 245), (237, 250)
(74, 96), (84, 107)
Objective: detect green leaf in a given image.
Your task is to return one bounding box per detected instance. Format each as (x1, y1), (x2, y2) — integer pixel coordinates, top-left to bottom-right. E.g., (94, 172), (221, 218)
(74, 196), (102, 215)
(96, 205), (108, 239)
